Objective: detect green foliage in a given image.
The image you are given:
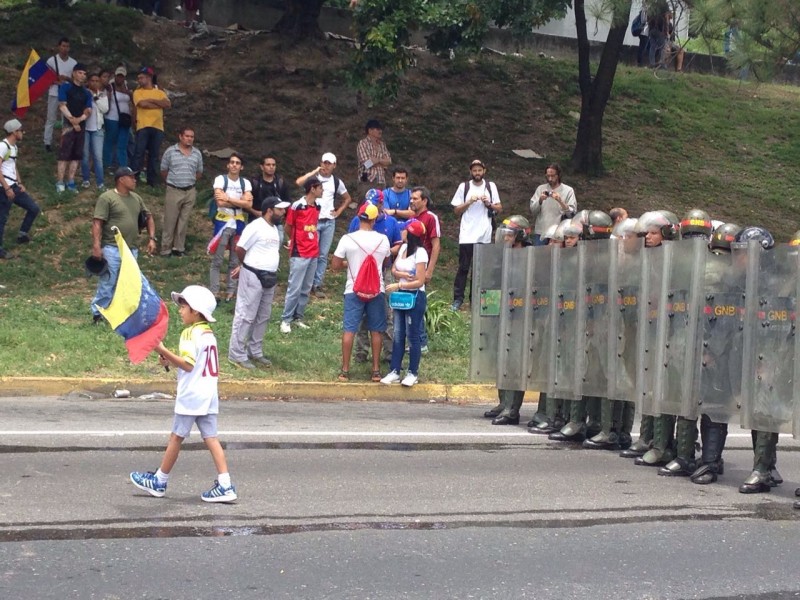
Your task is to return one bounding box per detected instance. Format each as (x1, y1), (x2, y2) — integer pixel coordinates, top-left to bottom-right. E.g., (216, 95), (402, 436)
(349, 0), (570, 101)
(424, 291), (462, 334)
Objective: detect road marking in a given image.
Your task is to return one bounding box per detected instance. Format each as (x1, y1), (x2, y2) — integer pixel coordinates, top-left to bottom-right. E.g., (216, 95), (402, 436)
(0, 430), (791, 438)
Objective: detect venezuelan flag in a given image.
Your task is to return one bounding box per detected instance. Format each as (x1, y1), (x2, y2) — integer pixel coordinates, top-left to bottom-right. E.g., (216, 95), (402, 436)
(96, 228), (169, 364)
(11, 49), (59, 118)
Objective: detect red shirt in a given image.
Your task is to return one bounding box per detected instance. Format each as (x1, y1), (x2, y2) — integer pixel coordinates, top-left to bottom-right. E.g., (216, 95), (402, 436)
(286, 197), (321, 258)
(415, 209), (441, 257)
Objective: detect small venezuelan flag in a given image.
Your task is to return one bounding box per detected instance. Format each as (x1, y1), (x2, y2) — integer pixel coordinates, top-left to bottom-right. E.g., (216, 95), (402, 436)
(11, 49), (58, 118)
(96, 228), (169, 364)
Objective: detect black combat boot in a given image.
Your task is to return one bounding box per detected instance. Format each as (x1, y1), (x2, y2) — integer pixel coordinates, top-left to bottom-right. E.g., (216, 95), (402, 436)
(483, 394), (504, 419)
(739, 430), (778, 494)
(583, 398), (621, 450)
(549, 397), (587, 442)
(529, 397), (565, 434)
(584, 396), (602, 439)
(690, 415), (727, 485)
(492, 390), (524, 425)
(635, 414), (676, 466)
(526, 393), (548, 428)
(620, 414), (654, 458)
(659, 417), (698, 476)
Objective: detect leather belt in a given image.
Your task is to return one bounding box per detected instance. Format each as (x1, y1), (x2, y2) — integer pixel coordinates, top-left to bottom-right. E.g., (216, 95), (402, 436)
(167, 184), (195, 191)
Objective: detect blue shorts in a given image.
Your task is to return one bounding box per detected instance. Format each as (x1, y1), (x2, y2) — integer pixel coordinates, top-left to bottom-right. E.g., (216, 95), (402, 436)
(172, 413), (218, 439)
(343, 292), (386, 333)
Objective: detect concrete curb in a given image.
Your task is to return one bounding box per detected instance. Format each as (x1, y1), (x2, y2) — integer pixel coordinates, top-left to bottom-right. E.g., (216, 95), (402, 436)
(0, 377), (524, 405)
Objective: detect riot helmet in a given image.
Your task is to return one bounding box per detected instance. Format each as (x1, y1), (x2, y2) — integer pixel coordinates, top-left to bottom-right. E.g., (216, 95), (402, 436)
(573, 209), (613, 240)
(634, 211), (677, 246)
(541, 223), (560, 242)
(560, 218), (582, 247)
(680, 209), (713, 239)
(494, 214), (531, 246)
(709, 223), (741, 254)
(657, 210), (681, 240)
(612, 217), (638, 240)
(732, 226), (775, 250)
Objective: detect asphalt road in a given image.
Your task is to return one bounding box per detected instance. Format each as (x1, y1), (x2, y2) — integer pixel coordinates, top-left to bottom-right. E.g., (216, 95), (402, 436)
(1, 396), (800, 599)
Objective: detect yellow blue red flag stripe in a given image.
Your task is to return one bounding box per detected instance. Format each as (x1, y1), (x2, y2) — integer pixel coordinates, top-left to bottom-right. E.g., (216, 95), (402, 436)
(11, 49), (58, 118)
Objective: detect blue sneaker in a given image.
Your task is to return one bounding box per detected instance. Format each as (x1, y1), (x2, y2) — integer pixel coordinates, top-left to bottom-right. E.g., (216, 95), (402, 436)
(130, 471), (166, 498)
(201, 480), (237, 503)
(66, 181), (77, 192)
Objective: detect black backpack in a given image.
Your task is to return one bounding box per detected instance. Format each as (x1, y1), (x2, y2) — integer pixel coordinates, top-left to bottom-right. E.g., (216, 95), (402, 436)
(208, 175), (249, 220)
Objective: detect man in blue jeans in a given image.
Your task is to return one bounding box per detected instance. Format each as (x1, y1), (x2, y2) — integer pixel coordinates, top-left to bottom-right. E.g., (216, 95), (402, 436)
(295, 153), (352, 298)
(280, 177), (323, 333)
(131, 67), (170, 187)
(90, 167), (157, 324)
(0, 119), (40, 259)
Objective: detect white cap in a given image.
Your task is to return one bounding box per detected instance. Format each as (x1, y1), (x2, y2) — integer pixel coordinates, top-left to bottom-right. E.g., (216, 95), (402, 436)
(321, 152), (337, 164)
(171, 285), (217, 322)
(4, 119), (22, 134)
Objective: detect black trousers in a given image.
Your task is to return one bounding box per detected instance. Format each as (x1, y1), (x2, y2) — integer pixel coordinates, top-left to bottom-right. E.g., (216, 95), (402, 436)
(452, 243), (475, 304)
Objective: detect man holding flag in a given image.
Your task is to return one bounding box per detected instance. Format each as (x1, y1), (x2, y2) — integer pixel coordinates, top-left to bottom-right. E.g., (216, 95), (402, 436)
(91, 166), (157, 325)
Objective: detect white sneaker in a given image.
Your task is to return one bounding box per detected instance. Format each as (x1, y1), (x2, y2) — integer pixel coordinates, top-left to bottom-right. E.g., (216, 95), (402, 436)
(401, 373), (418, 387)
(380, 370), (401, 385)
(294, 320), (310, 330)
(280, 321), (291, 334)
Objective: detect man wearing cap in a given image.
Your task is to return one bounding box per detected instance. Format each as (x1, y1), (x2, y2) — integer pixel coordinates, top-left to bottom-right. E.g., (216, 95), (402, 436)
(0, 120), (40, 259)
(529, 163), (577, 246)
(450, 159), (502, 311)
(228, 196), (290, 370)
(44, 37), (78, 152)
(332, 202), (391, 382)
(103, 65), (134, 170)
(295, 153), (352, 298)
(280, 177), (323, 333)
(90, 166), (157, 324)
(159, 126), (203, 257)
(356, 119), (391, 201)
(55, 62), (92, 194)
(132, 66), (171, 187)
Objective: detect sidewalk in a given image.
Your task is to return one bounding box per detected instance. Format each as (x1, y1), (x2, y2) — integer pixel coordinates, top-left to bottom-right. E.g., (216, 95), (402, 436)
(0, 376), (515, 405)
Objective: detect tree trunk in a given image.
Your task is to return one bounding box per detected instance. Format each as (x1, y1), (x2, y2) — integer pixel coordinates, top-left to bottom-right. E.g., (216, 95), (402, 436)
(273, 0), (326, 38)
(571, 0), (633, 176)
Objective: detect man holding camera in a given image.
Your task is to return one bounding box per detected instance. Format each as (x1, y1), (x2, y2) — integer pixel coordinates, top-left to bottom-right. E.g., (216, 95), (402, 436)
(529, 163), (577, 246)
(450, 159), (502, 311)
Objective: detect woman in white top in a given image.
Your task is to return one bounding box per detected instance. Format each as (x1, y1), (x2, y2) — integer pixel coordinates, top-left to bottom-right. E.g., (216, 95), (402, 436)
(381, 219), (429, 387)
(81, 72), (109, 189)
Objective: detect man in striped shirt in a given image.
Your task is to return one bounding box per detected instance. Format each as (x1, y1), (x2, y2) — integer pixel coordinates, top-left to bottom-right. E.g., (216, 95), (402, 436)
(159, 126), (203, 257)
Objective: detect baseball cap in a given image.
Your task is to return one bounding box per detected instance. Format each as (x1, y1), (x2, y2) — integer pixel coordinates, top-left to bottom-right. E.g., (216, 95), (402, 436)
(358, 203), (379, 221)
(171, 285), (217, 322)
(114, 66), (127, 76)
(262, 196), (291, 211)
(4, 119), (22, 134)
(365, 188), (384, 205)
(405, 219), (426, 238)
(114, 166), (139, 180)
(365, 118), (383, 131)
(303, 176), (321, 192)
(139, 66), (155, 77)
(321, 152), (337, 164)
(72, 63), (87, 73)
(470, 159), (485, 168)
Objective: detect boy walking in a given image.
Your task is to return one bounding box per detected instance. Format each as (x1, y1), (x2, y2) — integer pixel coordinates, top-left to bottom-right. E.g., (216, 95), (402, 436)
(130, 285), (237, 503)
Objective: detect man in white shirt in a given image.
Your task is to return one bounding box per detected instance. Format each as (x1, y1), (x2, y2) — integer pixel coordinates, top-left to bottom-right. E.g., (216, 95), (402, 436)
(228, 196), (290, 370)
(450, 159), (502, 311)
(529, 163), (577, 246)
(44, 37), (77, 152)
(0, 119), (41, 259)
(332, 203), (391, 381)
(295, 152), (353, 298)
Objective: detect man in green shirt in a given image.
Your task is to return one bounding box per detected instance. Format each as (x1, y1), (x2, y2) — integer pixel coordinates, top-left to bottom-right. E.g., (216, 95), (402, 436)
(90, 166), (157, 324)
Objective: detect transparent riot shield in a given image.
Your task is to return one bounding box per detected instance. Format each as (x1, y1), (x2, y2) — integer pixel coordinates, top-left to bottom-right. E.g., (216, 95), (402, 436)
(690, 250), (746, 424)
(574, 239), (612, 398)
(497, 246), (531, 391)
(635, 244), (668, 416)
(546, 245), (580, 400)
(652, 238), (705, 419)
(607, 237), (644, 404)
(740, 242), (797, 433)
(526, 245), (552, 392)
(469, 244), (505, 382)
